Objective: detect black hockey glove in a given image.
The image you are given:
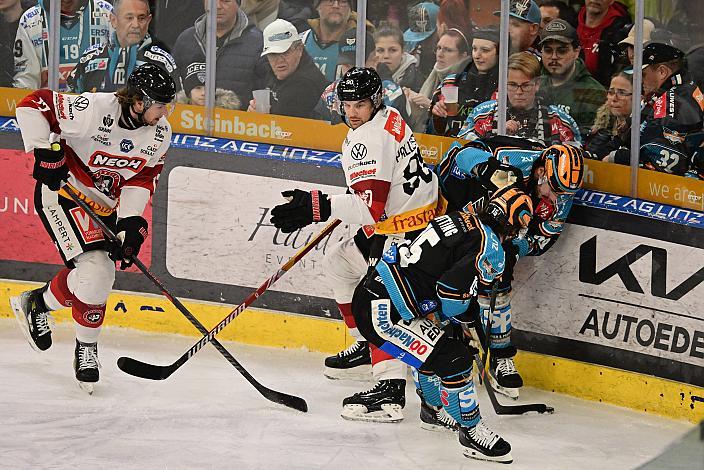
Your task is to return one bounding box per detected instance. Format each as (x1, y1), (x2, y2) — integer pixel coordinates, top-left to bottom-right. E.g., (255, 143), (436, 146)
(270, 189), (331, 233)
(33, 145), (69, 191)
(109, 216), (148, 270)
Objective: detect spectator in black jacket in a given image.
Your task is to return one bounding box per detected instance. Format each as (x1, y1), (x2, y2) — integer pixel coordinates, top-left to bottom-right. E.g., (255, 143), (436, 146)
(248, 19), (327, 120)
(173, 0), (268, 110)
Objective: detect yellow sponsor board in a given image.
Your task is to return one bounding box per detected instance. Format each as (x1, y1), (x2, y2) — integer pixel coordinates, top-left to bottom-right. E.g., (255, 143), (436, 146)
(2, 87), (702, 211)
(2, 279), (701, 423)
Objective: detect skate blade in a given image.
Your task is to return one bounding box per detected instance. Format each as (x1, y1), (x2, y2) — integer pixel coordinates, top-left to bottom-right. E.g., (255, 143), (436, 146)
(420, 421), (458, 433)
(463, 447), (513, 464)
(77, 381), (95, 395)
(341, 403), (404, 423)
(10, 295), (41, 353)
(324, 365), (372, 381)
(488, 375), (519, 400)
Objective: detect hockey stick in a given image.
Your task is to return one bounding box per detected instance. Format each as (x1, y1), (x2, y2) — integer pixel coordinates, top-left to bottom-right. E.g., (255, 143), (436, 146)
(473, 283), (554, 415)
(64, 184), (318, 412)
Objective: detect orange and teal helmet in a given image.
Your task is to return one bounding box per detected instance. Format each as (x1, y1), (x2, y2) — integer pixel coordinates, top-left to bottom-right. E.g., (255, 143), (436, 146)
(542, 144), (584, 194)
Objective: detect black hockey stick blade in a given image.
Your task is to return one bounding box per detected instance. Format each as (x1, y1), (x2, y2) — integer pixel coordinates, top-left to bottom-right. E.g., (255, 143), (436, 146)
(117, 354), (308, 413)
(474, 353), (554, 415)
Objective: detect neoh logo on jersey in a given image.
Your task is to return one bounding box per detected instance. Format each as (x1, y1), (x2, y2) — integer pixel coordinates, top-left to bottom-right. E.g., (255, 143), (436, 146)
(89, 152), (146, 173)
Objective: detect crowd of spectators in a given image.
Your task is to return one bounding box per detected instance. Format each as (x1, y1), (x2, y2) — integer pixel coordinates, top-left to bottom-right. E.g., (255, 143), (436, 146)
(0, 0), (702, 179)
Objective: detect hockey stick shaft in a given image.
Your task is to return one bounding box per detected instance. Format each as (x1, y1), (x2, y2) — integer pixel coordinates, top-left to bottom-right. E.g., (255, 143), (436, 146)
(475, 283), (553, 415)
(64, 185), (312, 411)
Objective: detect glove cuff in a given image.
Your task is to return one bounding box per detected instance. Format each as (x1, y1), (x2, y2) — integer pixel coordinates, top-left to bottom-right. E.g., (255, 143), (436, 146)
(310, 190), (331, 222)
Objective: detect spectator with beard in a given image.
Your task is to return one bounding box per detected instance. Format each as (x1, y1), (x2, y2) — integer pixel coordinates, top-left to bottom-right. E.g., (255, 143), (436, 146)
(538, 19), (605, 136)
(301, 0), (373, 82)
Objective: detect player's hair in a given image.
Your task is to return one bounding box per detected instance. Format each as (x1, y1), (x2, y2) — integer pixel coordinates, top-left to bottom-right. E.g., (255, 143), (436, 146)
(112, 0), (151, 15)
(508, 52), (541, 80)
(115, 86), (142, 106)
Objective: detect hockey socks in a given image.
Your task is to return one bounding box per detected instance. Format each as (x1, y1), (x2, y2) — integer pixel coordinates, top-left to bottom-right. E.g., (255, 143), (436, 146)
(413, 369), (458, 432)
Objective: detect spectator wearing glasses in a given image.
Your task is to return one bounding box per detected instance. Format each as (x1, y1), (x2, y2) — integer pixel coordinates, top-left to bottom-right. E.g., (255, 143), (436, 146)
(584, 69), (632, 161)
(576, 0), (630, 87)
(405, 27), (471, 132)
(429, 26), (500, 136)
(458, 51), (580, 145)
(638, 42), (704, 176)
(173, 0), (267, 111)
(538, 19), (605, 136)
(68, 0), (178, 93)
(301, 0), (373, 82)
(249, 19), (327, 119)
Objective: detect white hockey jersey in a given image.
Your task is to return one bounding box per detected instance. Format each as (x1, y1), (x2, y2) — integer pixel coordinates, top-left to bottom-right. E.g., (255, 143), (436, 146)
(330, 106), (442, 235)
(16, 90), (172, 219)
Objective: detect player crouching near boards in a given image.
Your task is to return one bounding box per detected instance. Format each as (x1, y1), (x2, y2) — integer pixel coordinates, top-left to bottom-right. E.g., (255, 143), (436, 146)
(10, 64), (175, 393)
(435, 137), (584, 400)
(270, 67), (444, 422)
(350, 186), (533, 463)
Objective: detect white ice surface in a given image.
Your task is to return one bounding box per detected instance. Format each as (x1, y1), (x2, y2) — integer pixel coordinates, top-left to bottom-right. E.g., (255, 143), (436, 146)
(0, 318), (693, 470)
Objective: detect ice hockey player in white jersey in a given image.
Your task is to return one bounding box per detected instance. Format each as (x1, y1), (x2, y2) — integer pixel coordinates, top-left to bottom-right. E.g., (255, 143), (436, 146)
(270, 67), (445, 422)
(10, 63), (175, 393)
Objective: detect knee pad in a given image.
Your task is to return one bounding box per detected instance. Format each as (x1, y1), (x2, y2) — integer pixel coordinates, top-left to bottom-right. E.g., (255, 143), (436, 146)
(322, 239), (367, 303)
(68, 250), (115, 305)
(425, 337), (474, 380)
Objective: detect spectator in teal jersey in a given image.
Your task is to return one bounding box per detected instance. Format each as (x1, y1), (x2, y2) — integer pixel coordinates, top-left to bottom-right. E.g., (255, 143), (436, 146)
(300, 0), (374, 82)
(13, 0), (113, 90)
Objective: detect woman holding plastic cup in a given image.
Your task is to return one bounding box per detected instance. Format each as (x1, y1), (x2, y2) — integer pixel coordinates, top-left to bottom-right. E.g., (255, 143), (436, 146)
(428, 26), (500, 136)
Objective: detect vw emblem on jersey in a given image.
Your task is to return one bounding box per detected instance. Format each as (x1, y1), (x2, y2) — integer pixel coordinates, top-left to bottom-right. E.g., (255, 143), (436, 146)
(120, 139), (134, 153)
(73, 96), (90, 111)
(103, 114), (114, 127)
(351, 143), (367, 161)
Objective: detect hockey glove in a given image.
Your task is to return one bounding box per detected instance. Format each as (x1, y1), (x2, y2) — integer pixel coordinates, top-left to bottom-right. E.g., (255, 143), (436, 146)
(270, 189), (331, 233)
(33, 145), (69, 191)
(109, 216), (148, 270)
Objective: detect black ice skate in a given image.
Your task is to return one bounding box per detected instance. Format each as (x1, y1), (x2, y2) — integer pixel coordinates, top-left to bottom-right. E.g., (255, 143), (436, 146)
(10, 287), (53, 352)
(74, 340), (100, 394)
(324, 340), (371, 380)
(341, 379), (405, 423)
(489, 356), (523, 400)
(417, 389), (458, 433)
(459, 419), (513, 464)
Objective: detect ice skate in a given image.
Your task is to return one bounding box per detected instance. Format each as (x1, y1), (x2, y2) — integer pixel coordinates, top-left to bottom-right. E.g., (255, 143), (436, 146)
(459, 419), (513, 464)
(420, 400), (458, 433)
(488, 356), (522, 400)
(74, 340), (100, 395)
(10, 287), (53, 352)
(341, 379), (405, 423)
(324, 340), (371, 380)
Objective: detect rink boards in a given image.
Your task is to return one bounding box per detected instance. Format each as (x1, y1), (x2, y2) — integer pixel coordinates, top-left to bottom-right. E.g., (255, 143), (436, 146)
(0, 124), (702, 424)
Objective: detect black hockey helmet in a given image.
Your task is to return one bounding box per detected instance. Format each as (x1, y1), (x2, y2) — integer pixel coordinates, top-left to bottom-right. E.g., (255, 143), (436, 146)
(127, 63), (176, 107)
(337, 67), (383, 108)
(483, 184), (533, 237)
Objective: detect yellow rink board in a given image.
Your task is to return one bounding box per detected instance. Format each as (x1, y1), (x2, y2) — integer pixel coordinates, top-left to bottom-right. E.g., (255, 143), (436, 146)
(1, 279), (702, 423)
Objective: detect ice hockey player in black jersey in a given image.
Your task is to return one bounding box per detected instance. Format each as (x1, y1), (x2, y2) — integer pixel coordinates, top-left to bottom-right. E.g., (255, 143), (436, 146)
(435, 136), (584, 399)
(348, 185), (533, 463)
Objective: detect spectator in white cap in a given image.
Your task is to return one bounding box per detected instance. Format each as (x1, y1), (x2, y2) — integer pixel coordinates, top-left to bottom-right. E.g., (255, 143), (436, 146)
(495, 0), (542, 56)
(618, 19), (655, 66)
(249, 19), (328, 119)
